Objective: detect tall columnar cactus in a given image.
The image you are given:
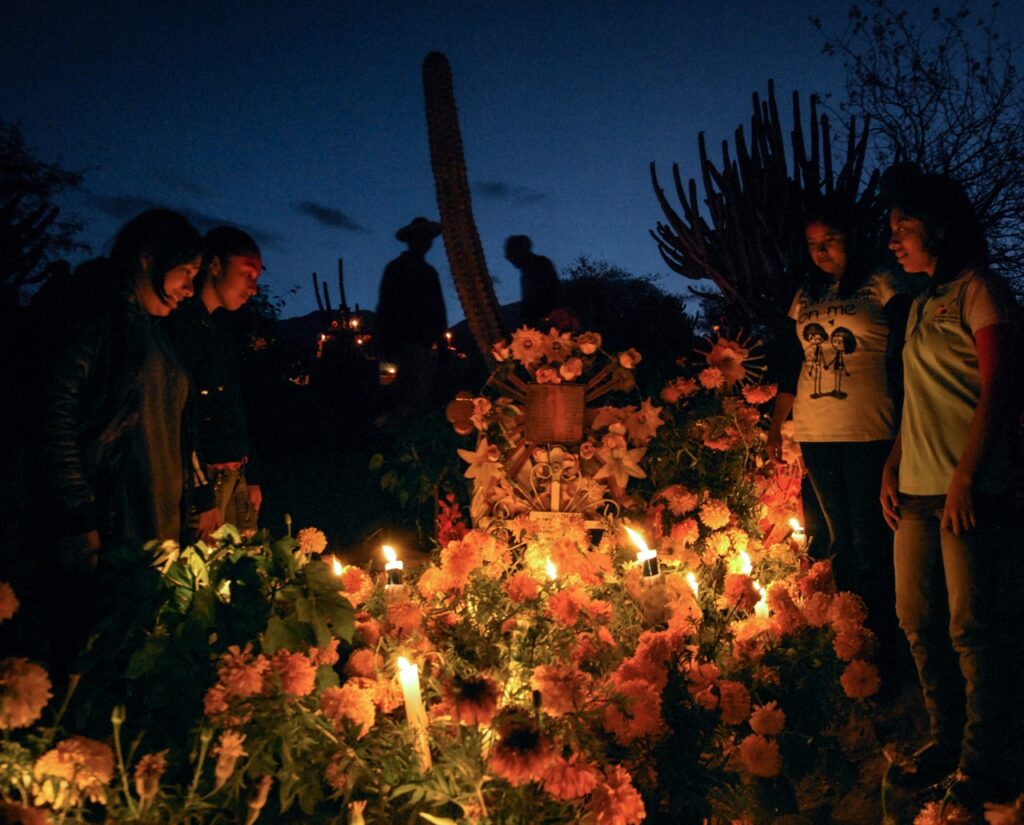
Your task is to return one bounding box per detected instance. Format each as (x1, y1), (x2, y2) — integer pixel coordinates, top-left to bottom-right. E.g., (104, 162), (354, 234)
(650, 81), (878, 331)
(422, 51), (504, 358)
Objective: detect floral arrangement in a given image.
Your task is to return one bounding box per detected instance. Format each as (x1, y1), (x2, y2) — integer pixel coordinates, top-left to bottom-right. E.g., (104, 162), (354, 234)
(2, 333), (985, 824)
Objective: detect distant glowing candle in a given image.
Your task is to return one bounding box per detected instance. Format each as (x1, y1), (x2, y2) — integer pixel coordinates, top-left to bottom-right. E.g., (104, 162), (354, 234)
(383, 545), (404, 587)
(788, 518), (807, 551)
(625, 526), (660, 580)
(686, 571), (699, 598)
(753, 582), (769, 619)
(330, 556), (343, 577)
(396, 657), (432, 770)
(545, 559), (558, 581)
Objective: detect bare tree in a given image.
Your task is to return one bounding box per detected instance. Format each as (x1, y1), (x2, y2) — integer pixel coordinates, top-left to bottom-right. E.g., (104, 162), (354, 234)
(0, 120), (85, 312)
(813, 1), (1024, 283)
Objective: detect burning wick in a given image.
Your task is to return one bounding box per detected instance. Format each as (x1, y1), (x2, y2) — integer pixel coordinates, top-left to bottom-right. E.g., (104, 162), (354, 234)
(625, 526), (660, 581)
(753, 582), (769, 619)
(383, 544), (404, 587)
(788, 518), (807, 551)
(331, 557), (343, 576)
(686, 571), (699, 598)
(545, 559), (558, 581)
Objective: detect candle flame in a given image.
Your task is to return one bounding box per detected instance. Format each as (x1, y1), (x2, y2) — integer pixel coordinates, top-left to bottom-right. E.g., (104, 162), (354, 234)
(739, 550), (753, 576)
(545, 559), (558, 580)
(396, 656), (414, 673)
(331, 557), (343, 576)
(383, 545), (398, 564)
(624, 525), (649, 554)
(788, 517), (804, 533)
(686, 571), (699, 597)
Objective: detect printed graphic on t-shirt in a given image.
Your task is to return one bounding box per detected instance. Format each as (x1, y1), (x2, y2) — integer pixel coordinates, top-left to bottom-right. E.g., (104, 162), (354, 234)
(797, 287), (869, 400)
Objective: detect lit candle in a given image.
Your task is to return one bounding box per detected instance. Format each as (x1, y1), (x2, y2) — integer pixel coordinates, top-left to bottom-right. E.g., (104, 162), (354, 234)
(753, 582), (769, 619)
(383, 545), (404, 587)
(624, 526), (660, 581)
(545, 558), (558, 581)
(330, 556), (344, 577)
(686, 571), (699, 598)
(727, 549), (754, 576)
(788, 518), (807, 551)
(396, 657), (432, 771)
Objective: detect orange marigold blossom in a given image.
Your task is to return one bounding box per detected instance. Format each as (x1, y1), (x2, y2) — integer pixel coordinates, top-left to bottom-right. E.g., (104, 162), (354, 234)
(545, 587), (588, 626)
(698, 366), (724, 389)
(296, 527), (327, 556)
(833, 626), (877, 662)
(386, 599), (424, 637)
(416, 565), (449, 600)
(828, 592), (869, 631)
(0, 581), (19, 623)
(487, 715), (553, 786)
(309, 638), (340, 667)
(659, 484), (699, 515)
(0, 801), (50, 825)
(343, 649), (380, 679)
(133, 750), (167, 803)
(797, 559), (835, 597)
(0, 657), (52, 729)
(749, 701), (786, 736)
(320, 681), (377, 737)
(269, 649), (317, 696)
(543, 752), (600, 801)
(441, 535), (483, 585)
(33, 736), (114, 808)
(504, 570), (540, 603)
(354, 612), (381, 647)
(586, 765), (646, 825)
(801, 591), (833, 627)
(742, 383), (778, 404)
(531, 663), (592, 717)
(338, 566), (373, 607)
(603, 678), (665, 745)
(212, 731), (247, 790)
(767, 584), (806, 634)
(325, 761), (348, 792)
(723, 574), (760, 612)
(444, 673), (501, 726)
(913, 800), (974, 825)
(718, 680), (751, 725)
(203, 683), (229, 717)
(840, 659), (882, 699)
(738, 734), (782, 777)
(698, 498), (731, 530)
(217, 644), (268, 699)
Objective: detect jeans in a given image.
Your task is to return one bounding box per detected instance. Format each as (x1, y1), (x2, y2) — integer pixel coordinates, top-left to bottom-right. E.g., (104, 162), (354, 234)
(894, 493), (1008, 776)
(800, 441), (904, 672)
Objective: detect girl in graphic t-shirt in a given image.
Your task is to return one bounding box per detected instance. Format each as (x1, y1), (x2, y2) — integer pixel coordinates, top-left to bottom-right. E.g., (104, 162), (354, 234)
(879, 165), (1019, 804)
(767, 200), (914, 682)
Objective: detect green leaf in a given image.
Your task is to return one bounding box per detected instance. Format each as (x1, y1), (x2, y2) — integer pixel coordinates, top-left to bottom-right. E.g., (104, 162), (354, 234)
(368, 453), (384, 471)
(125, 637), (169, 679)
(263, 615), (311, 653)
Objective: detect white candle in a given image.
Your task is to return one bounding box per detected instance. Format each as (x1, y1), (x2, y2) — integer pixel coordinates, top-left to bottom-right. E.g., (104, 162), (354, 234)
(753, 582), (769, 619)
(625, 526), (660, 581)
(383, 544), (404, 587)
(396, 657), (431, 770)
(788, 518), (807, 551)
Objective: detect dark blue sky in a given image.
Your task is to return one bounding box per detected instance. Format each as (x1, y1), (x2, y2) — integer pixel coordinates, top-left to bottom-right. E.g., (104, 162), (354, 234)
(3, 1), (1018, 319)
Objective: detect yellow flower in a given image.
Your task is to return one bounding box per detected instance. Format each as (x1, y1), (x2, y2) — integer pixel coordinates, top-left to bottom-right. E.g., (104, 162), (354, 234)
(698, 499), (731, 530)
(296, 527), (327, 556)
(586, 765), (646, 825)
(320, 682), (377, 737)
(33, 736), (113, 809)
(0, 658), (52, 730)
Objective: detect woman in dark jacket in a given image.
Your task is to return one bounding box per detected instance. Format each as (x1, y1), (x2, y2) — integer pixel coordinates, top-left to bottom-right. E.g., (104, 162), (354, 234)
(37, 209), (216, 569)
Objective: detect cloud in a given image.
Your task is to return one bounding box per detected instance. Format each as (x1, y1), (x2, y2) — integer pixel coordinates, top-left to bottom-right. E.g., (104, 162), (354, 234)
(149, 167), (208, 197)
(87, 194), (283, 247)
(473, 181), (547, 205)
(295, 201), (368, 232)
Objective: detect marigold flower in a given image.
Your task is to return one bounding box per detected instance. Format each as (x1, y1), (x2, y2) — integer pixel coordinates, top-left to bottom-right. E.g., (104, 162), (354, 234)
(699, 499), (731, 530)
(296, 527), (327, 556)
(798, 559), (835, 597)
(767, 584), (806, 634)
(217, 644), (268, 699)
(440, 536), (482, 587)
(309, 638), (340, 667)
(445, 674), (501, 726)
(203, 684), (229, 717)
(723, 574), (760, 612)
(325, 761), (348, 791)
(738, 733), (782, 777)
(698, 366), (724, 389)
(487, 715), (553, 786)
(543, 752), (600, 801)
(586, 765), (646, 825)
(833, 626), (877, 662)
(828, 592), (869, 631)
(669, 518), (700, 547)
(749, 701), (786, 736)
(354, 613), (381, 647)
(320, 682), (377, 737)
(504, 570), (540, 603)
(546, 587), (587, 627)
(531, 663), (592, 717)
(802, 591), (833, 627)
(33, 736), (114, 808)
(603, 678), (665, 745)
(913, 800), (974, 824)
(133, 750), (167, 804)
(742, 383), (778, 404)
(0, 582), (19, 623)
(338, 566), (374, 607)
(385, 599), (424, 638)
(660, 376), (699, 404)
(659, 484), (698, 515)
(212, 731), (247, 790)
(0, 658), (52, 730)
(269, 649), (317, 696)
(343, 649), (379, 679)
(577, 331), (602, 354)
(840, 659), (881, 699)
(718, 680), (751, 725)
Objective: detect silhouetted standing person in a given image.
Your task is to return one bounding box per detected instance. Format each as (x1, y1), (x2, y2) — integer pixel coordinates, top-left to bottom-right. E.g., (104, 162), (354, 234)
(375, 217), (448, 416)
(504, 235), (561, 327)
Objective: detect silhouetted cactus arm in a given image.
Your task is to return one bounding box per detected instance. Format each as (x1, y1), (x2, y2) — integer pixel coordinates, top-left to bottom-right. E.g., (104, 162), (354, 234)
(422, 51), (503, 358)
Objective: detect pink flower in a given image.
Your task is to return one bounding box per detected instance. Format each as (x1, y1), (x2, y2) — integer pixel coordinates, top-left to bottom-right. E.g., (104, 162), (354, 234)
(618, 348), (642, 369)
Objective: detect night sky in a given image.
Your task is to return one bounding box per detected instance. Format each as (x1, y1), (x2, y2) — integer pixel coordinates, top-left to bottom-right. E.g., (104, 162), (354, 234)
(4, 1), (1019, 320)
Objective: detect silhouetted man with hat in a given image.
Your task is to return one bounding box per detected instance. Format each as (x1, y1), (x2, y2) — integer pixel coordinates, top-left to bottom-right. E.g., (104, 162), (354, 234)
(375, 217), (448, 416)
(504, 234), (562, 327)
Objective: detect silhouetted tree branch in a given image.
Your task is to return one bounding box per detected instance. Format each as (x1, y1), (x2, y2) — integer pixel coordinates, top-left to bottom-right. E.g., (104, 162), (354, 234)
(813, 1), (1024, 283)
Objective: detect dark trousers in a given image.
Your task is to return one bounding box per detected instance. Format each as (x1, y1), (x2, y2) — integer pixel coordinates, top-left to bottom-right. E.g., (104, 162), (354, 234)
(894, 493), (1008, 777)
(801, 441), (907, 678)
